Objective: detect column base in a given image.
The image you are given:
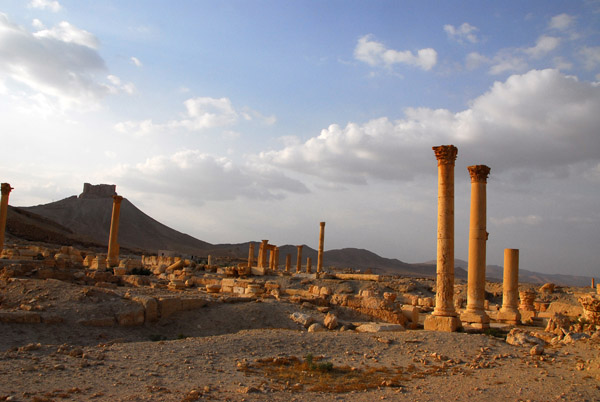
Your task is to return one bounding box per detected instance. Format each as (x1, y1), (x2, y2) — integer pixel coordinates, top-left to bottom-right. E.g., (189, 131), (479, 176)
(460, 311), (490, 327)
(424, 315), (462, 332)
(496, 309), (521, 325)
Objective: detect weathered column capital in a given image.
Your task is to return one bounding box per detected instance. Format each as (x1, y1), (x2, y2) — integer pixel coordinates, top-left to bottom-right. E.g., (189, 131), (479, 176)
(1, 183), (13, 195)
(112, 195), (123, 204)
(432, 145), (458, 166)
(467, 165), (491, 183)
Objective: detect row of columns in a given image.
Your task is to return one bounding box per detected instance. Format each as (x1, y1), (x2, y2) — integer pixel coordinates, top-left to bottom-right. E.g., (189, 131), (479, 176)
(425, 145), (521, 332)
(249, 221), (326, 274)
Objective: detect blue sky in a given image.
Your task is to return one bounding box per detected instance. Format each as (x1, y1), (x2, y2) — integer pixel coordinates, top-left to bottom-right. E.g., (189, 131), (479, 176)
(1, 0), (599, 276)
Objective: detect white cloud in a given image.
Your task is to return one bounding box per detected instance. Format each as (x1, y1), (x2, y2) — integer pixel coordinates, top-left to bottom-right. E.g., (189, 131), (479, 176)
(33, 21), (99, 49)
(260, 69), (600, 184)
(0, 13), (109, 111)
(28, 0), (61, 12)
(114, 119), (157, 137)
(111, 150), (309, 203)
(116, 96), (275, 135)
(354, 35), (437, 71)
(490, 215), (542, 226)
(444, 23), (479, 44)
(524, 35), (560, 59)
(549, 13), (575, 31)
(106, 75), (136, 95)
(466, 52), (490, 70)
(130, 57), (142, 67)
(580, 46), (600, 70)
(173, 97), (238, 130)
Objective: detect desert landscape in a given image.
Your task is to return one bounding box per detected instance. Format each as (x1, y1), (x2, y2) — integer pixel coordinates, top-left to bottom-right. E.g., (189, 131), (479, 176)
(1, 182), (599, 402)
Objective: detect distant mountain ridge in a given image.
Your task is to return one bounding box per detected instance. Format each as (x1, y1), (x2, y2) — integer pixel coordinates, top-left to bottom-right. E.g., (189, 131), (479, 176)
(8, 183), (593, 287)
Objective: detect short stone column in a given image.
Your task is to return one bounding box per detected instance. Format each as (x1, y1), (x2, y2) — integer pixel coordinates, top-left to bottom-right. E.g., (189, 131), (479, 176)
(273, 247), (280, 270)
(425, 145), (461, 332)
(519, 290), (536, 311)
(461, 165), (491, 329)
(497, 249), (521, 324)
(296, 245), (303, 273)
(247, 243), (255, 268)
(317, 222), (325, 273)
(258, 240), (268, 268)
(107, 195), (123, 267)
(592, 278), (596, 289)
(306, 257), (312, 274)
(207, 255), (212, 266)
(0, 183), (13, 252)
(285, 254), (291, 272)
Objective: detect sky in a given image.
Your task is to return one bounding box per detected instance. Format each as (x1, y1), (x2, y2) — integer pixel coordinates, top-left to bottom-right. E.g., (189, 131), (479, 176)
(0, 1), (599, 277)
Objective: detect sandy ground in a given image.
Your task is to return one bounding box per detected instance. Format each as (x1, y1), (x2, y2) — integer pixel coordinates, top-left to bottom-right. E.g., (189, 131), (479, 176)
(1, 278), (599, 402)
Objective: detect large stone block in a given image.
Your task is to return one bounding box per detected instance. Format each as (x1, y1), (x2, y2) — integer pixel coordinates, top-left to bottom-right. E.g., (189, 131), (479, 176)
(132, 296), (158, 322)
(116, 305), (145, 326)
(355, 323), (405, 332)
(158, 297), (183, 319)
(424, 315), (461, 332)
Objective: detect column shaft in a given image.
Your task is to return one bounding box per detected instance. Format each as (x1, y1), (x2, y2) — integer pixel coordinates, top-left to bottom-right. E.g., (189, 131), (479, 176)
(285, 254), (291, 272)
(273, 247), (280, 270)
(498, 249), (521, 324)
(247, 243), (255, 268)
(107, 195), (123, 267)
(317, 222), (325, 273)
(425, 145), (461, 332)
(306, 257), (312, 274)
(296, 245), (303, 273)
(462, 165), (490, 327)
(0, 183), (13, 252)
(258, 240), (268, 268)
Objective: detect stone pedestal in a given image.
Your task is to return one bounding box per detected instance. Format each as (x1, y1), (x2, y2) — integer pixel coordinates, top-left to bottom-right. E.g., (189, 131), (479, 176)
(461, 165), (491, 329)
(107, 195), (123, 267)
(296, 245), (303, 273)
(497, 249), (521, 324)
(317, 222), (325, 273)
(424, 145), (461, 332)
(247, 243), (255, 268)
(306, 257), (312, 274)
(0, 183), (13, 252)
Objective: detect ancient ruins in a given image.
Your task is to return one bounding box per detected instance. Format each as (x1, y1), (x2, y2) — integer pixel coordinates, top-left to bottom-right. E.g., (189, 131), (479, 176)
(1, 154), (599, 400)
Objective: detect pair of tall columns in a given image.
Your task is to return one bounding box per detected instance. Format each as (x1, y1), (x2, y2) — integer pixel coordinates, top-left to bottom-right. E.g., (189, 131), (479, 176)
(424, 145), (462, 332)
(0, 183), (13, 252)
(461, 165), (491, 329)
(107, 195), (123, 267)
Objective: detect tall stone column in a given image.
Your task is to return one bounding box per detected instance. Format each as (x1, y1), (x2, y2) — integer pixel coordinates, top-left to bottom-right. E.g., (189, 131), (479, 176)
(0, 183), (13, 252)
(247, 243), (255, 268)
(306, 257), (312, 274)
(424, 145), (461, 332)
(285, 254), (291, 272)
(497, 248), (521, 324)
(258, 240), (268, 268)
(273, 247), (280, 270)
(107, 195), (123, 267)
(461, 165), (491, 329)
(317, 222), (325, 273)
(296, 245), (303, 273)
(268, 247), (275, 269)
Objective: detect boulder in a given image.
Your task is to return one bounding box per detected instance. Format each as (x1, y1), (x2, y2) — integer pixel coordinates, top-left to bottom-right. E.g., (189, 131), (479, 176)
(506, 328), (545, 347)
(324, 313), (339, 330)
(290, 312), (315, 328)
